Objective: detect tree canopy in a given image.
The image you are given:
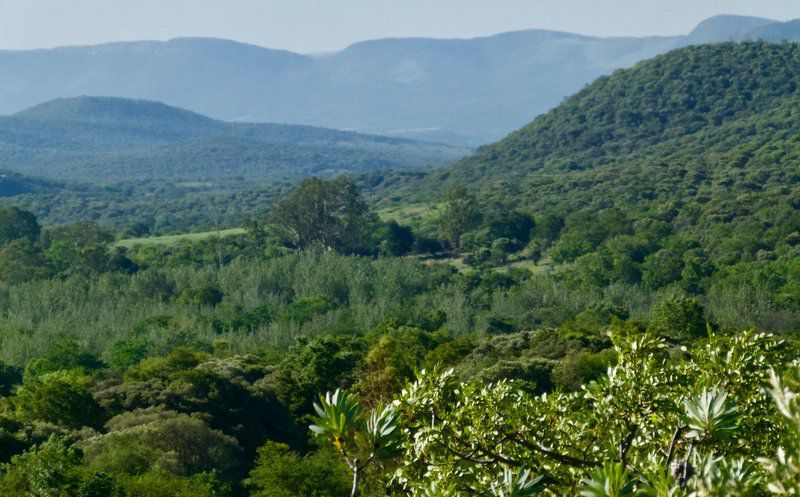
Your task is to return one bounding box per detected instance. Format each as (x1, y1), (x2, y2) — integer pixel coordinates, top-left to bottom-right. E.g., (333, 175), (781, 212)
(268, 177), (379, 254)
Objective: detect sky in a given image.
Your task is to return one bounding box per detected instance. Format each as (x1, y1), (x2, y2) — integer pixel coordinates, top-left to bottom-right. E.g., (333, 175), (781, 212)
(1, 0), (799, 53)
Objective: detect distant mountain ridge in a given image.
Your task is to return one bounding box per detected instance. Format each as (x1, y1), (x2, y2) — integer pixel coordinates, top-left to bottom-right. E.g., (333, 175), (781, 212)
(14, 96), (217, 124)
(0, 96), (469, 182)
(681, 14), (776, 44)
(1, 15), (798, 145)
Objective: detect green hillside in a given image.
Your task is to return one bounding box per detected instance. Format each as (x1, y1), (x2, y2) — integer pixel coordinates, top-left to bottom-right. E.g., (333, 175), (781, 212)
(434, 42), (800, 184)
(0, 96), (469, 181)
(369, 43), (800, 290)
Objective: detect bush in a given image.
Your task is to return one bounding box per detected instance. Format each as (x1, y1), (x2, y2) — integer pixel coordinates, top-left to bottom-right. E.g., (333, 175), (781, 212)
(247, 442), (350, 497)
(178, 285), (224, 307)
(85, 408), (243, 479)
(551, 349), (617, 392)
(651, 296), (708, 341)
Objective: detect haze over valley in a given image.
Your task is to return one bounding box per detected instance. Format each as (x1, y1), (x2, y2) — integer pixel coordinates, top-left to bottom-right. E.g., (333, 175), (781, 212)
(2, 14), (799, 145)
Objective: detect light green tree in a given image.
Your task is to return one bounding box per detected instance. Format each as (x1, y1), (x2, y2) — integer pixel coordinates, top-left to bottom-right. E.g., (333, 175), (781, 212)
(383, 331), (789, 495)
(310, 389), (402, 497)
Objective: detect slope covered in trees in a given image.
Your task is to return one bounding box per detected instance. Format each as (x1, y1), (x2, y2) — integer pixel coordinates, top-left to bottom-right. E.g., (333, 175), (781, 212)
(423, 42), (800, 185)
(0, 96), (468, 182)
(365, 43), (800, 300)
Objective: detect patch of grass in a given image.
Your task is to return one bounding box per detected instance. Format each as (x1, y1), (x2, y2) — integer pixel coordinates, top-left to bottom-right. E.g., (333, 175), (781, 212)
(425, 254), (554, 275)
(493, 258), (551, 274)
(115, 228), (246, 248)
(377, 202), (442, 234)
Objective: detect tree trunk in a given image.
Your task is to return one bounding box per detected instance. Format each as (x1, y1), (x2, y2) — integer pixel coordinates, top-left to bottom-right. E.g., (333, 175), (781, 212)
(350, 465), (359, 497)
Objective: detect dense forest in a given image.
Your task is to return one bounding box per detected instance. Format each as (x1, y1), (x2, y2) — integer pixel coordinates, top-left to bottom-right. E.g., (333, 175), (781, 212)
(1, 175), (293, 235)
(0, 42), (798, 496)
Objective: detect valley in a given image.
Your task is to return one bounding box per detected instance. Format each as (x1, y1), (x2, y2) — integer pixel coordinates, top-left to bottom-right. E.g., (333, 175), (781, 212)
(0, 8), (799, 497)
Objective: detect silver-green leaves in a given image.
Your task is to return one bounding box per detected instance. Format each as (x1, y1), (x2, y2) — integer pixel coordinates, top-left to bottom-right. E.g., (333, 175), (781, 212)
(759, 368), (800, 495)
(360, 403), (403, 460)
(491, 468), (543, 497)
(580, 462), (636, 497)
(310, 389), (402, 497)
(310, 389), (361, 448)
(684, 390), (739, 441)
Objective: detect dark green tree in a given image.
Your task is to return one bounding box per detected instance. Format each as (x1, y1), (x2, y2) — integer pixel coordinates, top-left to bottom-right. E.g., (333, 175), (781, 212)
(270, 336), (364, 417)
(45, 222), (116, 277)
(0, 206), (40, 245)
(374, 220), (415, 256)
(437, 186), (479, 249)
(177, 285), (224, 307)
(23, 336), (105, 380)
(247, 442), (351, 497)
(268, 177), (377, 254)
(0, 239), (50, 283)
(13, 370), (107, 430)
(651, 296), (708, 341)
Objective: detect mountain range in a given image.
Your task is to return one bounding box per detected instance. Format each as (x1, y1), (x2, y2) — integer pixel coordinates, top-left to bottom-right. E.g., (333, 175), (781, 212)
(1, 15), (798, 146)
(0, 96), (468, 182)
(4, 40), (800, 247)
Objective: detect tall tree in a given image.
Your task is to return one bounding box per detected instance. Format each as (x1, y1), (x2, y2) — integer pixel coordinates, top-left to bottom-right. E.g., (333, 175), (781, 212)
(437, 186), (479, 249)
(268, 177), (377, 253)
(0, 239), (50, 283)
(44, 222), (115, 277)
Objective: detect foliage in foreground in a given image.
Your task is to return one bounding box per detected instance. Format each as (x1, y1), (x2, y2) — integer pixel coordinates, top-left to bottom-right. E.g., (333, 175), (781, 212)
(315, 330), (800, 496)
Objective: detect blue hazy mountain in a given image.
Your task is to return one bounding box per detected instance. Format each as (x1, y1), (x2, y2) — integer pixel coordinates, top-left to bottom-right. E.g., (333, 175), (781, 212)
(679, 14), (777, 45)
(0, 96), (469, 182)
(1, 15), (797, 146)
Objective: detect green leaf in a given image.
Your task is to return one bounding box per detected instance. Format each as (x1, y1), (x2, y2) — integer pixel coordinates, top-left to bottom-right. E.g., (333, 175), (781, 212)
(580, 462), (636, 497)
(491, 468), (543, 497)
(309, 389), (362, 449)
(684, 389), (739, 441)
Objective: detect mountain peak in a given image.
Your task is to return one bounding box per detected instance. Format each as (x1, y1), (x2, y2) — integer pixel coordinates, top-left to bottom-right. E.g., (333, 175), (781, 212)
(686, 14), (777, 44)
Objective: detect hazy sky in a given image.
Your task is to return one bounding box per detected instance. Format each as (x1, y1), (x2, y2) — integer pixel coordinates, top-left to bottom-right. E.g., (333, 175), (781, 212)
(2, 0), (799, 53)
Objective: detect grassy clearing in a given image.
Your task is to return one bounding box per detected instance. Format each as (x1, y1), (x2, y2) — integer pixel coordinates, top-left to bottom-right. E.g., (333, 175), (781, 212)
(492, 258), (552, 274)
(424, 254), (554, 275)
(377, 202), (442, 234)
(115, 228), (246, 248)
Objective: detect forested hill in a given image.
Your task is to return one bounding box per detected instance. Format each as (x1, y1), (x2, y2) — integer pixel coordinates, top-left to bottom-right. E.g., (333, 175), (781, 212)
(404, 43), (800, 194)
(366, 42), (800, 288)
(0, 96), (469, 182)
